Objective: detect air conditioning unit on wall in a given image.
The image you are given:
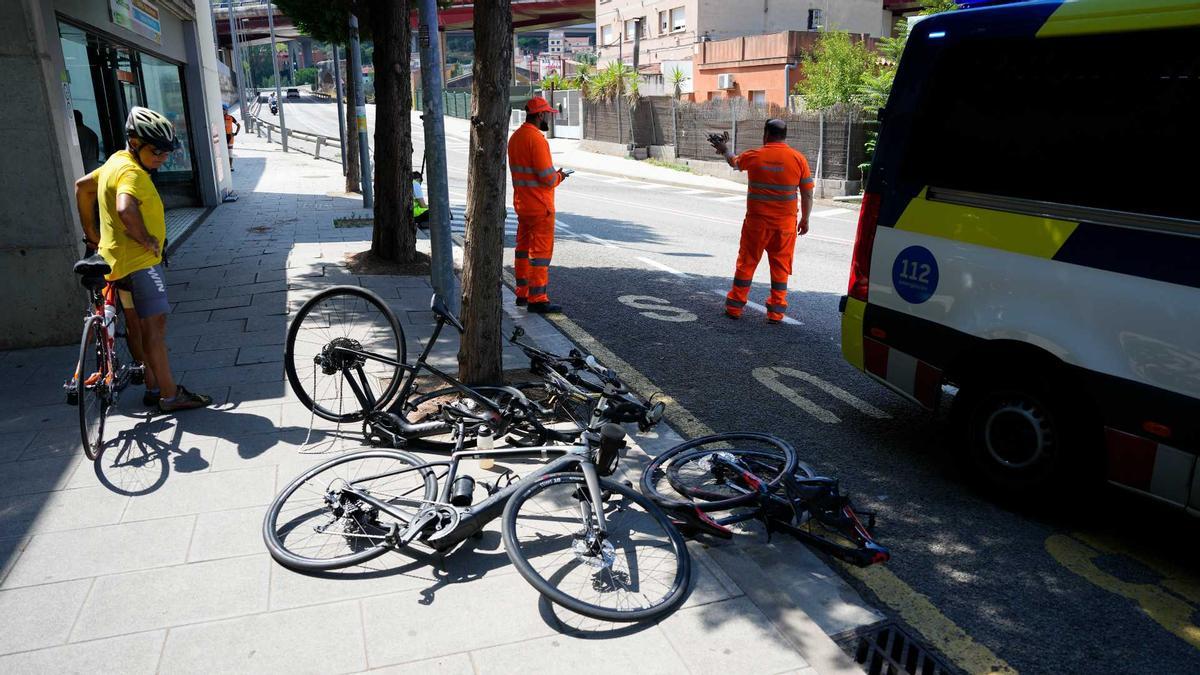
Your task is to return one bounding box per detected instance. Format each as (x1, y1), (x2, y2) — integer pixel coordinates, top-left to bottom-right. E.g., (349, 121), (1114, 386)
(717, 73), (735, 89)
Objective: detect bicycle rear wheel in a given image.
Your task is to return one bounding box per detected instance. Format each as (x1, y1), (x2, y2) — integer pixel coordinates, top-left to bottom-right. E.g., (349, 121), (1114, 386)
(285, 286), (407, 423)
(263, 449), (437, 571)
(640, 433), (799, 512)
(77, 317), (109, 461)
(502, 472), (690, 622)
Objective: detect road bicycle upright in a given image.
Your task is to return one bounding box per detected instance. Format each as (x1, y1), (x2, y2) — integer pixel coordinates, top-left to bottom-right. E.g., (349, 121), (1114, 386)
(263, 409), (691, 622)
(64, 253), (143, 460)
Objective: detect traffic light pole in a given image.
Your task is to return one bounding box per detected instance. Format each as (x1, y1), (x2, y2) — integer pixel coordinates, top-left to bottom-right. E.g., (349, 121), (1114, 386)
(267, 0), (287, 151)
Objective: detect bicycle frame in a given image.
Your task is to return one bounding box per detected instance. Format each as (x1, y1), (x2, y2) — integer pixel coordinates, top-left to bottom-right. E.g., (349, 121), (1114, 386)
(338, 443), (609, 553)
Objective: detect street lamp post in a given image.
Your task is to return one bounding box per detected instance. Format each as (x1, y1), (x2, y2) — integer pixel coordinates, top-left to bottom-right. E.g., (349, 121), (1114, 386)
(417, 0), (456, 311)
(267, 0), (288, 151)
(347, 12), (373, 208)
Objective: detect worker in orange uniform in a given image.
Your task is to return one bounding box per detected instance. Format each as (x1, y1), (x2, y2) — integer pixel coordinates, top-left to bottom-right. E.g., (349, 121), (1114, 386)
(509, 96), (570, 314)
(709, 119), (814, 324)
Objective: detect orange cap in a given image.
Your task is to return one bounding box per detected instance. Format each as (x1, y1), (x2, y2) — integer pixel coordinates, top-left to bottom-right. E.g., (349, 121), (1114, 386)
(525, 96), (558, 114)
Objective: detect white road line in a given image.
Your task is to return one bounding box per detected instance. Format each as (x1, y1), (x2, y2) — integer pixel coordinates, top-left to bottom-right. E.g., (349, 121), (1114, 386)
(675, 189), (711, 195)
(752, 367), (840, 423)
(710, 290), (803, 326)
(637, 257), (687, 277)
(812, 207), (854, 218)
(582, 233), (617, 248)
(712, 195), (744, 203)
(807, 234), (853, 246)
(760, 366), (891, 419)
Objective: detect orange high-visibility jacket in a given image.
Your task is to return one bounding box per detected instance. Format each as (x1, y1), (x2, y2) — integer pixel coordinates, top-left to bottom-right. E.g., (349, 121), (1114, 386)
(735, 142), (814, 226)
(508, 122), (563, 216)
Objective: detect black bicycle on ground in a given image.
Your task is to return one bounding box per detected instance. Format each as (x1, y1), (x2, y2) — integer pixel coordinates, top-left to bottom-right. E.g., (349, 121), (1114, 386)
(284, 286), (663, 451)
(640, 432), (891, 568)
(263, 412), (691, 622)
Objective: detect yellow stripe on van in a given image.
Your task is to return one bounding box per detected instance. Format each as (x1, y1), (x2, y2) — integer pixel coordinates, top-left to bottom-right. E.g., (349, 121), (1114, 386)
(895, 188), (1077, 260)
(841, 296), (867, 371)
(1037, 0), (1200, 37)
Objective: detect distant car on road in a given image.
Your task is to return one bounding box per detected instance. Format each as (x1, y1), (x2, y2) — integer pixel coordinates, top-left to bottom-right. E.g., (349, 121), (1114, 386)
(286, 88), (300, 99)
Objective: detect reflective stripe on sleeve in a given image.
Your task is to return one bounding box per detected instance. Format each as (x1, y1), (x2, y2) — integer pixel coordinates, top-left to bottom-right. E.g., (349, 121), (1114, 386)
(511, 164), (536, 174)
(513, 180), (542, 188)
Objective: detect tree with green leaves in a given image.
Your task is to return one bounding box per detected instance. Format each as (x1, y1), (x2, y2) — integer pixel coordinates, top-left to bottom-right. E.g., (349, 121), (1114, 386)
(792, 31), (874, 110)
(667, 66), (688, 100)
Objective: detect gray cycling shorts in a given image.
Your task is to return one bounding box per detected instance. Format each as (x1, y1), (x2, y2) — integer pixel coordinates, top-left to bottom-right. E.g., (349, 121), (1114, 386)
(114, 264), (170, 318)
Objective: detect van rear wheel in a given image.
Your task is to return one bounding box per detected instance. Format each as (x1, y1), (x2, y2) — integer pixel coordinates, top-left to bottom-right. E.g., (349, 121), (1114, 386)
(953, 372), (1085, 497)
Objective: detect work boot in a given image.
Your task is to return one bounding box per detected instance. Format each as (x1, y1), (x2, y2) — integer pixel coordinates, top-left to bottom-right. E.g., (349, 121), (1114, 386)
(526, 302), (562, 315)
(515, 297), (528, 307)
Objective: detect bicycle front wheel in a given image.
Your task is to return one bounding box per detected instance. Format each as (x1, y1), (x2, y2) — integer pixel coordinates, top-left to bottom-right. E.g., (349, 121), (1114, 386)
(502, 472), (690, 622)
(263, 449), (437, 571)
(641, 433), (800, 512)
(77, 316), (109, 461)
(285, 286), (407, 423)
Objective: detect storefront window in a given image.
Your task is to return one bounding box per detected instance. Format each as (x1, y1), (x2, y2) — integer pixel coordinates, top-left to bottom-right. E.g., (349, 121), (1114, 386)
(140, 53), (193, 180)
(59, 22), (107, 171)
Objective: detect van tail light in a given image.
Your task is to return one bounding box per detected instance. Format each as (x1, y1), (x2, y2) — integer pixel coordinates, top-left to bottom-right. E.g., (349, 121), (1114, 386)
(848, 192), (882, 302)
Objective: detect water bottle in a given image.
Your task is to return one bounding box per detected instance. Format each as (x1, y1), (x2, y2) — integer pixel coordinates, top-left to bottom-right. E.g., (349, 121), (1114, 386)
(477, 427), (495, 470)
(103, 301), (117, 341)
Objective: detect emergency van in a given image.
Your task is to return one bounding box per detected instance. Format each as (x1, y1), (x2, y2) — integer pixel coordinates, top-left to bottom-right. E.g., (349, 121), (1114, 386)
(838, 0), (1200, 508)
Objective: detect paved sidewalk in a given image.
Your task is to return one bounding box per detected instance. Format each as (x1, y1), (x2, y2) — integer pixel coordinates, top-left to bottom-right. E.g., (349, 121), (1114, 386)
(0, 130), (873, 674)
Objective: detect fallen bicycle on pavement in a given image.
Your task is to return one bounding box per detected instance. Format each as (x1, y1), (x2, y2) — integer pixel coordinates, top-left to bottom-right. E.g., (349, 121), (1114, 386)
(284, 286), (665, 451)
(641, 432), (891, 567)
(263, 410), (691, 622)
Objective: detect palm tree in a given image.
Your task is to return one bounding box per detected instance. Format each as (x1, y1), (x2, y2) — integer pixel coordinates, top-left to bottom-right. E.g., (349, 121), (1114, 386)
(667, 66), (688, 100)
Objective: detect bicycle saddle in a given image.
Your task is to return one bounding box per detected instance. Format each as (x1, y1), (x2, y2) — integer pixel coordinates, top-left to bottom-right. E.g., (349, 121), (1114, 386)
(430, 294), (464, 333)
(73, 254), (111, 278)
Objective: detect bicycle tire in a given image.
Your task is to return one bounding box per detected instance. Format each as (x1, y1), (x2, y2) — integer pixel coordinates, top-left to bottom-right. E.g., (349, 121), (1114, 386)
(263, 449), (437, 571)
(284, 286), (407, 423)
(402, 382), (587, 450)
(666, 448), (815, 505)
(77, 316), (108, 461)
(640, 433), (799, 512)
(502, 471), (691, 622)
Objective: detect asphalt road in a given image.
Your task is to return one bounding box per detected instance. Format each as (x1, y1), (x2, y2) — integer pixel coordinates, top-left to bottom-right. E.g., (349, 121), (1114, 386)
(264, 95), (1200, 674)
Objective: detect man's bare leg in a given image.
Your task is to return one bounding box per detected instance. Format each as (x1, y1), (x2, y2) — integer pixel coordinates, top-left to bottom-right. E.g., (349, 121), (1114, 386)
(123, 307), (158, 390)
(140, 314), (177, 399)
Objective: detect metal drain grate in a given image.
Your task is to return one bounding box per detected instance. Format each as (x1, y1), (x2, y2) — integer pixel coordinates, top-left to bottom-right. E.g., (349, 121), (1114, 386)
(835, 622), (958, 675)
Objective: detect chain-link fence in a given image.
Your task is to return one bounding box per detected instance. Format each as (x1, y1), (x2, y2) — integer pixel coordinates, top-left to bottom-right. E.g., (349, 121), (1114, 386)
(584, 96), (873, 182)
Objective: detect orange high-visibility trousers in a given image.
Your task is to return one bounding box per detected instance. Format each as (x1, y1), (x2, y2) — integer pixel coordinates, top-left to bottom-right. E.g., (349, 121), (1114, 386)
(725, 222), (796, 321)
(514, 213), (556, 304)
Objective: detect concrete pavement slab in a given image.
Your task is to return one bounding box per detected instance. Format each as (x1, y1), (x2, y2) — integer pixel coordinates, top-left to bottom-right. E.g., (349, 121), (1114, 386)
(658, 596), (810, 675)
(470, 625), (690, 675)
(0, 630), (164, 674)
(71, 554), (270, 641)
(4, 515), (194, 587)
(351, 653), (474, 675)
(0, 578), (92, 654)
(158, 601), (366, 675)
(120, 465), (276, 523)
(187, 506), (268, 563)
(0, 484), (129, 538)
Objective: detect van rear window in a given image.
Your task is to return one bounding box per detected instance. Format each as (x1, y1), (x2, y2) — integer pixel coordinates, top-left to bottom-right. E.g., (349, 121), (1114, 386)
(901, 26), (1199, 223)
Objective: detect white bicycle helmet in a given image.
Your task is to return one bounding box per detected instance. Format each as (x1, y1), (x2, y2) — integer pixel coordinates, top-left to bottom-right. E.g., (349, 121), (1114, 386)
(125, 106), (179, 151)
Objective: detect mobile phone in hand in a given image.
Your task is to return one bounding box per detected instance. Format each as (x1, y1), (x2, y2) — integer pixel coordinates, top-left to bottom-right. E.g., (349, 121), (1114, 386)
(560, 168), (575, 177)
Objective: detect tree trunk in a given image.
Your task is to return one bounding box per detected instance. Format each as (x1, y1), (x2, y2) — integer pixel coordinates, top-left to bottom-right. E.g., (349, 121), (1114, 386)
(344, 56), (361, 194)
(457, 0), (512, 385)
(369, 0), (415, 262)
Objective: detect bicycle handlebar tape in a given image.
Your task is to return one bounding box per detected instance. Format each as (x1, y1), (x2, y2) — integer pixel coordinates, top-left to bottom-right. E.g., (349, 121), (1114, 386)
(597, 423), (627, 477)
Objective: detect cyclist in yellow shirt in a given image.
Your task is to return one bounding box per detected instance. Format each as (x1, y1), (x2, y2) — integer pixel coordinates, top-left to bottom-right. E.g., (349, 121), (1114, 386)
(74, 107), (211, 413)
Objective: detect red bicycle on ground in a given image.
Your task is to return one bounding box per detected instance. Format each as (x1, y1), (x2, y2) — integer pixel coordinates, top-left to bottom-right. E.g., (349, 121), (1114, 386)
(64, 253), (143, 460)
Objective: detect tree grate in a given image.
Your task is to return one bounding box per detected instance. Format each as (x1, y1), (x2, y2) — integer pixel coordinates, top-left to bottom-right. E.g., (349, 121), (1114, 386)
(834, 622), (959, 675)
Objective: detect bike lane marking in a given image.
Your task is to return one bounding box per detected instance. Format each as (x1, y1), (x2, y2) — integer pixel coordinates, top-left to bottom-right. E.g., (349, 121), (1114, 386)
(617, 295), (698, 322)
(753, 366), (891, 424)
(1045, 532), (1200, 650)
(636, 257), (687, 277)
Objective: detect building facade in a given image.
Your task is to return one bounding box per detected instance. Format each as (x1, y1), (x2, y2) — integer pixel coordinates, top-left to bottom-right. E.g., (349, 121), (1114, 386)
(2, 0), (231, 348)
(597, 0), (892, 68)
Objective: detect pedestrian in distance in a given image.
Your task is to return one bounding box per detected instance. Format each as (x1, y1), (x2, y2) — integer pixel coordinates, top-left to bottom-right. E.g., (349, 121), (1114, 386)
(709, 119), (814, 324)
(73, 106), (213, 413)
(412, 170), (430, 230)
(508, 96), (571, 314)
(223, 103), (240, 172)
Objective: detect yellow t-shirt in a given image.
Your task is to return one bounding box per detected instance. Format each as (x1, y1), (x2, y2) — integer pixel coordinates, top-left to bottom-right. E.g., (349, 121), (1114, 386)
(92, 150), (165, 281)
